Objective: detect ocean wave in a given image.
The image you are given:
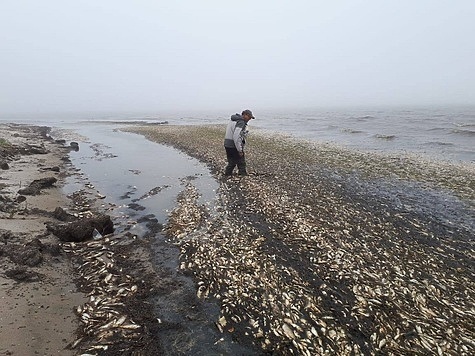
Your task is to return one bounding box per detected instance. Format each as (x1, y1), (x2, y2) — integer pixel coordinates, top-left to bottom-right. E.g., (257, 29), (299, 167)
(341, 128), (363, 134)
(453, 122), (475, 128)
(451, 128), (475, 136)
(424, 141), (455, 146)
(426, 127), (448, 132)
(374, 134), (396, 140)
(353, 115), (377, 121)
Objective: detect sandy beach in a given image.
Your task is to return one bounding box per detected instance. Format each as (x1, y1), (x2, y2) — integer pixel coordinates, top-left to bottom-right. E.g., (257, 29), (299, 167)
(1, 122), (474, 355)
(0, 124), (84, 355)
(0, 124), (168, 355)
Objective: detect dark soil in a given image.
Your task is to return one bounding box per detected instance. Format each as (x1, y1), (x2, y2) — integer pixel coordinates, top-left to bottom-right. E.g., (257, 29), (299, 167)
(46, 213), (114, 242)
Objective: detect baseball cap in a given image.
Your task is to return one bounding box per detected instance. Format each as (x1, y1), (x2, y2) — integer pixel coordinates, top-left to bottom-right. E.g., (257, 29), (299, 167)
(242, 109), (255, 119)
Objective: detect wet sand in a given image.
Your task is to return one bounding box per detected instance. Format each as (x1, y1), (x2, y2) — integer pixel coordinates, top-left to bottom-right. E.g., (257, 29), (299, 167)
(0, 124), (85, 355)
(125, 124), (474, 355)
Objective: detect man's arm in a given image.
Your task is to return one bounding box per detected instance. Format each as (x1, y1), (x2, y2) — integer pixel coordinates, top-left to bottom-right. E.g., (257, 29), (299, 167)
(233, 126), (244, 154)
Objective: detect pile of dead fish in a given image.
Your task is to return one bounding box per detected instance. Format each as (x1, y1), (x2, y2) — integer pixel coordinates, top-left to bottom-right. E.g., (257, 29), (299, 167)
(62, 235), (142, 354)
(68, 183), (102, 219)
(166, 177), (475, 355)
(59, 187), (142, 354)
(153, 127), (475, 355)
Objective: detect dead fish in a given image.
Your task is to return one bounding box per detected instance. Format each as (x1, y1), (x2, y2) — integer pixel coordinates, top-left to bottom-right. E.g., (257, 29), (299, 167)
(119, 323), (141, 330)
(282, 323), (296, 339)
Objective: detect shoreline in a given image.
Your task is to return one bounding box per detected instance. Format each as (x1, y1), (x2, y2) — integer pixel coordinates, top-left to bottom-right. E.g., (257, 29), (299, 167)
(0, 124), (166, 355)
(0, 124), (84, 355)
(1, 122), (473, 355)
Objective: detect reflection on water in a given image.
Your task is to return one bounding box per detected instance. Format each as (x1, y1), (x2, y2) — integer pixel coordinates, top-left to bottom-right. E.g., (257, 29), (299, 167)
(58, 123), (257, 355)
(60, 122), (218, 228)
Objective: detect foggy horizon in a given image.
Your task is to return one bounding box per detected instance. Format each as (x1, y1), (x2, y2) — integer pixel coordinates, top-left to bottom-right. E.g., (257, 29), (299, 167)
(1, 1), (474, 117)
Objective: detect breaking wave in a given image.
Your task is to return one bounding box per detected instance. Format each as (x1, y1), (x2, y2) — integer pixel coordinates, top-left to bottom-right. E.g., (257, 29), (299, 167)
(451, 128), (475, 136)
(424, 141), (455, 147)
(353, 115), (377, 121)
(374, 134), (396, 140)
(454, 122), (475, 127)
(341, 128), (363, 134)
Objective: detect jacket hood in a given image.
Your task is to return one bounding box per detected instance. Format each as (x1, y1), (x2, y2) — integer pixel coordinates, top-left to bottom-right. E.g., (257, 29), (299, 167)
(231, 113), (243, 121)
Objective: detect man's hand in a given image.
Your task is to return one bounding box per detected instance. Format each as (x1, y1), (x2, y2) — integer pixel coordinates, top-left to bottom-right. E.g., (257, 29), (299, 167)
(239, 151), (244, 157)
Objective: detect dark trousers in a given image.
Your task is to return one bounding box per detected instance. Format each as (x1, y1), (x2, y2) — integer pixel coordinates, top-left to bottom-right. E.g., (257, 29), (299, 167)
(224, 147), (247, 175)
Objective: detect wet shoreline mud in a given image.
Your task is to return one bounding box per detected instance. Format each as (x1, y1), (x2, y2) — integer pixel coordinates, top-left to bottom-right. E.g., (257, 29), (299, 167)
(0, 123), (84, 355)
(0, 124), (166, 355)
(1, 122), (473, 355)
(125, 124), (474, 355)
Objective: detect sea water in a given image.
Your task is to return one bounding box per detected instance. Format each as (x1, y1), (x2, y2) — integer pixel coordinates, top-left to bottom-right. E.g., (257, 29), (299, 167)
(170, 106), (475, 163)
(3, 105), (472, 162)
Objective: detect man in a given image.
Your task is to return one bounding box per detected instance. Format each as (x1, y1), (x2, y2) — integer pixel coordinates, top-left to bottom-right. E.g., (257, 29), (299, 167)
(223, 109), (255, 176)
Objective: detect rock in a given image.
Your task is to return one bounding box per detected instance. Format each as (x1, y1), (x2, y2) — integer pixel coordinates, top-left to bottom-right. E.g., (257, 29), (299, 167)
(40, 166), (60, 172)
(23, 144), (48, 155)
(26, 237), (43, 249)
(46, 213), (114, 242)
(128, 203), (146, 211)
(0, 229), (14, 243)
(18, 177), (57, 195)
(70, 142), (79, 151)
(5, 267), (39, 282)
(53, 207), (77, 222)
(42, 241), (61, 256)
(15, 195), (27, 203)
(1, 161), (9, 170)
(137, 214), (163, 237)
(55, 139), (66, 145)
(0, 196), (16, 213)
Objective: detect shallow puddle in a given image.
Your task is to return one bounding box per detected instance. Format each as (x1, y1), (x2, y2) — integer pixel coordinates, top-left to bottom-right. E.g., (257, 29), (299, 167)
(60, 123), (218, 228)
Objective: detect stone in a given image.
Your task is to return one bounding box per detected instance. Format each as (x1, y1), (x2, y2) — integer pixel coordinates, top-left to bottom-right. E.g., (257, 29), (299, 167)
(18, 177), (57, 195)
(46, 213), (114, 242)
(53, 207), (76, 222)
(70, 142), (79, 151)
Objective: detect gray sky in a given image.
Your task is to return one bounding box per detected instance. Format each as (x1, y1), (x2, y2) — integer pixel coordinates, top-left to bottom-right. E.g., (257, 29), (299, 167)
(1, 0), (474, 115)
